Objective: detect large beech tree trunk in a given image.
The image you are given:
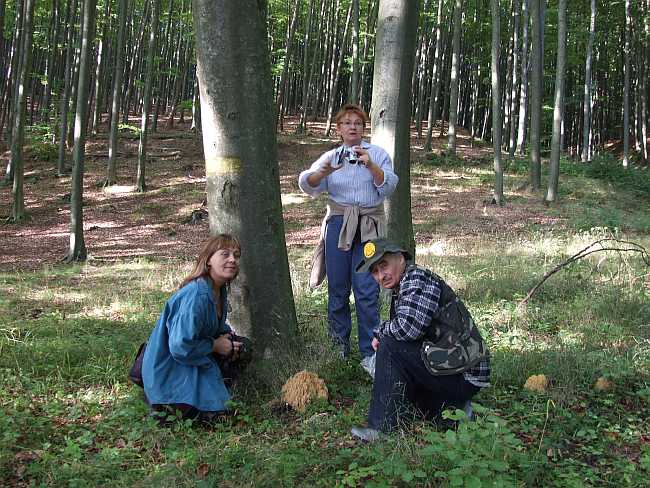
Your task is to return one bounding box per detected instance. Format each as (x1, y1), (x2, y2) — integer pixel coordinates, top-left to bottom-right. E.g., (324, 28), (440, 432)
(371, 0), (418, 255)
(192, 0), (297, 353)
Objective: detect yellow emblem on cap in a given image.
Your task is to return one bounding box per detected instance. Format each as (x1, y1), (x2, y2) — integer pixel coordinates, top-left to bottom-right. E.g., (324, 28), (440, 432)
(363, 242), (376, 259)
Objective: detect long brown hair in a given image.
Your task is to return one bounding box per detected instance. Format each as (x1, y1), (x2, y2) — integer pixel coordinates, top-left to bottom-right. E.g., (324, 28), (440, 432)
(180, 234), (241, 289)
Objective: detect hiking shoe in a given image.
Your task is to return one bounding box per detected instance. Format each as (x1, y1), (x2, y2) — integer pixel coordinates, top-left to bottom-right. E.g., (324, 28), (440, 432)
(360, 354), (376, 379)
(351, 426), (382, 443)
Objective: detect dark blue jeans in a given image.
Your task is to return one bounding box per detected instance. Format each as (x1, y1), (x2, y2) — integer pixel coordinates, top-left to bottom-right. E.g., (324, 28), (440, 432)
(325, 215), (379, 357)
(368, 336), (480, 432)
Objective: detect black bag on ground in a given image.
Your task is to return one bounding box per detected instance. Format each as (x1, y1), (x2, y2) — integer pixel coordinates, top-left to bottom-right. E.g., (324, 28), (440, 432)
(128, 342), (146, 387)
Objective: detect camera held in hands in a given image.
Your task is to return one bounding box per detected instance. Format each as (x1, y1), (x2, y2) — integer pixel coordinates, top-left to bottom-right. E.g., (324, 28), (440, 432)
(335, 146), (360, 167)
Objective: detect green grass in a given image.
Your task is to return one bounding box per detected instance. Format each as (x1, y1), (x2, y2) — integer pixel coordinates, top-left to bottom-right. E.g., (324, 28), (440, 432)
(2, 159), (650, 486)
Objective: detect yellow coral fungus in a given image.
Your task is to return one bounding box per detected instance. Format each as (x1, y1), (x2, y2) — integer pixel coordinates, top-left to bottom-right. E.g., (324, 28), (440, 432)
(281, 370), (328, 412)
(594, 377), (613, 392)
(524, 374), (548, 393)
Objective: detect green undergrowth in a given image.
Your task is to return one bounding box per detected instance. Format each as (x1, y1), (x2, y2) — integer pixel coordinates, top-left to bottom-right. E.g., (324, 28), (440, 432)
(2, 193), (650, 484)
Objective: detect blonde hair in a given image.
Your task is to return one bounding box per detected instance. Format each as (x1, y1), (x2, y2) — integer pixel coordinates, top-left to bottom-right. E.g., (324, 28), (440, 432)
(180, 234), (241, 289)
(334, 103), (369, 127)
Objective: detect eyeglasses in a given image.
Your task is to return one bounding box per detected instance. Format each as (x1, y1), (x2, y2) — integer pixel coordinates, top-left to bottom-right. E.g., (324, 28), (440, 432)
(340, 121), (364, 128)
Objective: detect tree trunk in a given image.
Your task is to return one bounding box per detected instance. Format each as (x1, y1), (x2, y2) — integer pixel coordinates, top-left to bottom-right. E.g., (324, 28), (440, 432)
(192, 0), (297, 355)
(491, 0), (504, 205)
(371, 0), (418, 254)
(446, 0), (462, 155)
(9, 0), (35, 222)
(349, 0), (360, 104)
(107, 0), (127, 186)
(66, 0), (96, 262)
(622, 0), (631, 168)
(507, 0), (520, 160)
(57, 0), (78, 175)
(275, 0), (301, 130)
(545, 0), (566, 203)
(424, 0), (444, 152)
(528, 0), (542, 189)
(324, 2), (353, 136)
(581, 0), (596, 162)
(136, 0), (161, 193)
(516, 0), (529, 155)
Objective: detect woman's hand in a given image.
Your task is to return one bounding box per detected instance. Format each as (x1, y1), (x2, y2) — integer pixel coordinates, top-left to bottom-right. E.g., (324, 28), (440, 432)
(372, 337), (380, 351)
(213, 333), (243, 360)
(353, 146), (385, 186)
(307, 155), (342, 187)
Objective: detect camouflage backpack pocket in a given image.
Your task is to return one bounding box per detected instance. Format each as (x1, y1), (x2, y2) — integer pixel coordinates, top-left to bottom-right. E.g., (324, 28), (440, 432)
(421, 329), (480, 376)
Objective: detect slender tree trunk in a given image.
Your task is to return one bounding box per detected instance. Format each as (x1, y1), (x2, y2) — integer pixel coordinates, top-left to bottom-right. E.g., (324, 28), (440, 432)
(66, 0), (97, 262)
(424, 0), (444, 152)
(107, 0), (127, 186)
(275, 0), (301, 130)
(528, 0), (542, 189)
(349, 0), (360, 104)
(545, 0), (566, 202)
(622, 0), (631, 168)
(516, 0), (529, 155)
(581, 0), (596, 162)
(371, 0), (418, 254)
(41, 0), (60, 123)
(9, 0), (35, 222)
(491, 0), (504, 205)
(507, 0), (520, 160)
(192, 0), (297, 355)
(136, 0), (161, 192)
(446, 0), (462, 154)
(324, 2), (353, 136)
(57, 0), (78, 175)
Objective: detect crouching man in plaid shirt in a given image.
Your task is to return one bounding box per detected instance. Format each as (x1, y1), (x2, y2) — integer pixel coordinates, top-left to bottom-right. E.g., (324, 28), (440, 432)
(351, 238), (490, 442)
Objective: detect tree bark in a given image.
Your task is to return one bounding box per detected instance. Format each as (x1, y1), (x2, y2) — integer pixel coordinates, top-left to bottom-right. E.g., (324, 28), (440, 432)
(371, 0), (418, 254)
(446, 0), (462, 155)
(57, 0), (78, 175)
(192, 0), (297, 353)
(581, 0), (596, 163)
(528, 0), (542, 189)
(136, 0), (161, 192)
(516, 0), (529, 155)
(107, 0), (128, 186)
(349, 0), (360, 104)
(622, 0), (631, 168)
(545, 0), (566, 203)
(66, 0), (97, 262)
(507, 0), (520, 160)
(9, 0), (35, 222)
(424, 0), (445, 152)
(491, 0), (504, 205)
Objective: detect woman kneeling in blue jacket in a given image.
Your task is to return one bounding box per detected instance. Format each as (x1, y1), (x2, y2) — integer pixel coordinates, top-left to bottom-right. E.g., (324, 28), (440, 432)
(142, 234), (251, 424)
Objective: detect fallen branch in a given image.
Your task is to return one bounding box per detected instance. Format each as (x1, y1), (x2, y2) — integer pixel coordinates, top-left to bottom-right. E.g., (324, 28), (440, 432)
(86, 150), (181, 158)
(517, 238), (650, 310)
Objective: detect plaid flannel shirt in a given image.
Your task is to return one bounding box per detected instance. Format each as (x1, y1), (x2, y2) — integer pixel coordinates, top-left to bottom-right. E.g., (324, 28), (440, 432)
(375, 266), (490, 388)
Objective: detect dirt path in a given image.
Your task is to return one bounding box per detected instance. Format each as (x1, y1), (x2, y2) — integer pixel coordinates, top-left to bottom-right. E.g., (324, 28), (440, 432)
(0, 117), (555, 271)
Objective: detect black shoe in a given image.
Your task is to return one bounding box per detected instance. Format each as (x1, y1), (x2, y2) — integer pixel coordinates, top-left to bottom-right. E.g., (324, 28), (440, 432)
(351, 426), (382, 443)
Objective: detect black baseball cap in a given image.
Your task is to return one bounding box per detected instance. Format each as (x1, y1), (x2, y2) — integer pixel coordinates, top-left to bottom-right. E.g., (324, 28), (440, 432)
(355, 238), (412, 273)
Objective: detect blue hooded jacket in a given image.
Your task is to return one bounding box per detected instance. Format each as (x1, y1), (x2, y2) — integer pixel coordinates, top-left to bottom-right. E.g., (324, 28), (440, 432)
(142, 277), (232, 411)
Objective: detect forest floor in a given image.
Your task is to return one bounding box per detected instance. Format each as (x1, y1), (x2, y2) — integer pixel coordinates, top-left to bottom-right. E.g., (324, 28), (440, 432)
(1, 117), (650, 487)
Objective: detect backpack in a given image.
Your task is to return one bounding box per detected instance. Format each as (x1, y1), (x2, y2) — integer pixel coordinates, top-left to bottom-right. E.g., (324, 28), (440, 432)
(413, 267), (489, 375)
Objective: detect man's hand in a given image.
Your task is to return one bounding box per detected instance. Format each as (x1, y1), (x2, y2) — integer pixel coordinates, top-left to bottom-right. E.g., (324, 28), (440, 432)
(371, 337), (380, 351)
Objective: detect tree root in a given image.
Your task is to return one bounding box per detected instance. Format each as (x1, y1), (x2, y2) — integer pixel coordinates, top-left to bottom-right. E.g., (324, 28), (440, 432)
(517, 238), (650, 310)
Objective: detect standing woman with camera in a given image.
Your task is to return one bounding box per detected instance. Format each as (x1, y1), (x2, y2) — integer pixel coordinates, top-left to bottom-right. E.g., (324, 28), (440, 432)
(298, 104), (398, 369)
(141, 234), (251, 424)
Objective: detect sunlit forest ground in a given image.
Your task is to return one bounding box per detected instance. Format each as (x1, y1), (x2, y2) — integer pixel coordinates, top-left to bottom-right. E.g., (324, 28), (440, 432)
(1, 118), (649, 486)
